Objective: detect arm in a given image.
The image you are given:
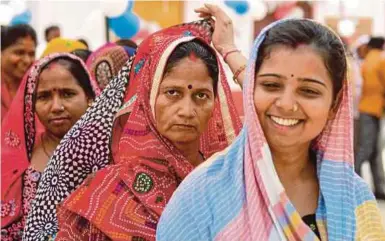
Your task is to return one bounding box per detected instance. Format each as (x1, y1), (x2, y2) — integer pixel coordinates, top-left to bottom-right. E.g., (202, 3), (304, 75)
(195, 4), (248, 88)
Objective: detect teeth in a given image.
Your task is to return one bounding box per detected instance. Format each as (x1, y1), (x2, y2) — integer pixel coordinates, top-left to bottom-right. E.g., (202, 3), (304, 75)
(270, 116), (300, 126)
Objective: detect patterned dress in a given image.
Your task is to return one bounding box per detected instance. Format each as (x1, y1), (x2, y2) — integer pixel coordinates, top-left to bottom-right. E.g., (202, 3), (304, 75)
(1, 167), (41, 241)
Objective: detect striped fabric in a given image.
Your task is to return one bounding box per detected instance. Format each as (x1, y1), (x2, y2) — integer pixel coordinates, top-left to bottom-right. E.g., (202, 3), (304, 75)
(157, 19), (385, 241)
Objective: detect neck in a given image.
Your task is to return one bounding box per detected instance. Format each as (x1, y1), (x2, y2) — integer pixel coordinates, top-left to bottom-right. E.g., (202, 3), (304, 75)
(42, 131), (61, 152)
(271, 142), (315, 184)
(174, 140), (202, 167)
(2, 71), (21, 96)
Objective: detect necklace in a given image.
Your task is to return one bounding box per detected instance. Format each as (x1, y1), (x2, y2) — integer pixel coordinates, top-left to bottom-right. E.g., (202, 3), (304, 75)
(40, 135), (52, 158)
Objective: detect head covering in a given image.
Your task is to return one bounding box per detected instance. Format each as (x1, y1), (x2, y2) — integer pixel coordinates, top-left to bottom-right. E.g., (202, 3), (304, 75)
(1, 53), (100, 229)
(86, 43), (136, 90)
(24, 19), (242, 240)
(157, 19), (385, 241)
(41, 38), (87, 58)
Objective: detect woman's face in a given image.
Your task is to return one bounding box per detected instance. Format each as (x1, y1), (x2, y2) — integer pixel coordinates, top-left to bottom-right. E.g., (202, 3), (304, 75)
(155, 56), (215, 146)
(253, 45), (334, 150)
(35, 63), (91, 138)
(1, 36), (36, 81)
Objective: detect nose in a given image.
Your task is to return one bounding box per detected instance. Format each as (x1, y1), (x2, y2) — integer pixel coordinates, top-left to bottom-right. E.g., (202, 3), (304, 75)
(51, 95), (64, 113)
(177, 97), (196, 119)
(275, 89), (297, 112)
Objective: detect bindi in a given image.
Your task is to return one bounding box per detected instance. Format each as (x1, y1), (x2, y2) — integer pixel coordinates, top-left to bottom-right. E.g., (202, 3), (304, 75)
(188, 84), (193, 89)
(291, 74), (294, 78)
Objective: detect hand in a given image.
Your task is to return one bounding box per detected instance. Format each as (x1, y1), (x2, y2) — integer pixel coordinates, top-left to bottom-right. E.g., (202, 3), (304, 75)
(194, 3), (237, 56)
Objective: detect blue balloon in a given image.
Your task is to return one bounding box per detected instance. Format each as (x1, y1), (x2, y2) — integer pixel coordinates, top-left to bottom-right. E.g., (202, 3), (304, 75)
(10, 10), (32, 25)
(224, 0), (250, 15)
(108, 11), (139, 38)
(127, 0), (134, 11)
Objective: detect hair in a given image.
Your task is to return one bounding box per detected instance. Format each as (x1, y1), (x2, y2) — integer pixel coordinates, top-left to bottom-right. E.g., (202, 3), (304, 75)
(71, 49), (92, 62)
(367, 36), (385, 49)
(40, 57), (95, 99)
(77, 38), (89, 49)
(164, 39), (219, 95)
(115, 39), (137, 49)
(255, 19), (347, 102)
(1, 24), (37, 51)
(44, 25), (60, 41)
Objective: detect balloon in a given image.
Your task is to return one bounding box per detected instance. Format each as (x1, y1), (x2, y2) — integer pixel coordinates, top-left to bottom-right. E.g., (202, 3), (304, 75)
(78, 9), (106, 49)
(9, 0), (26, 15)
(109, 11), (139, 38)
(101, 0), (129, 18)
(0, 4), (14, 25)
(10, 9), (31, 25)
(224, 0), (250, 15)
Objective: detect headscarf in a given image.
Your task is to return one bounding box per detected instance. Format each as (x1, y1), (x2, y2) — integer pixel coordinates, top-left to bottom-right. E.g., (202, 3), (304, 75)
(86, 43), (136, 90)
(1, 53), (100, 228)
(157, 19), (385, 241)
(23, 19), (242, 241)
(41, 38), (87, 58)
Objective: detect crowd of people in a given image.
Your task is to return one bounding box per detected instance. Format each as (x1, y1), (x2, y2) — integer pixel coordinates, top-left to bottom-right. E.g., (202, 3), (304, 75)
(1, 3), (385, 241)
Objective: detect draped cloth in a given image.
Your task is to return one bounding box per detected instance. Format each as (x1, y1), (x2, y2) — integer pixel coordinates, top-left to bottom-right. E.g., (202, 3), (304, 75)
(41, 38), (87, 58)
(157, 19), (385, 241)
(23, 19), (242, 241)
(1, 53), (100, 231)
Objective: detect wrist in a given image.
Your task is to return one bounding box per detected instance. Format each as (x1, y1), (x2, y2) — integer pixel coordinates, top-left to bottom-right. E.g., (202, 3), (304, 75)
(217, 44), (237, 56)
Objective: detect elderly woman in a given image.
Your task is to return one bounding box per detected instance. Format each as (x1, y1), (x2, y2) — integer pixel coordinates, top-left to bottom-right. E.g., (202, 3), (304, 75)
(1, 53), (100, 240)
(157, 19), (385, 241)
(23, 16), (245, 240)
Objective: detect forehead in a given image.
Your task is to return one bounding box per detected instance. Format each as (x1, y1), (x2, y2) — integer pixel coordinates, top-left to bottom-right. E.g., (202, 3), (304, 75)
(37, 64), (80, 90)
(161, 57), (213, 87)
(258, 45), (331, 83)
(9, 37), (36, 49)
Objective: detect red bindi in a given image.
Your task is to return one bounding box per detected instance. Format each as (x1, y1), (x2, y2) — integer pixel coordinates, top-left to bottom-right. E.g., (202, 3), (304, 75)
(188, 52), (198, 62)
(188, 84), (192, 89)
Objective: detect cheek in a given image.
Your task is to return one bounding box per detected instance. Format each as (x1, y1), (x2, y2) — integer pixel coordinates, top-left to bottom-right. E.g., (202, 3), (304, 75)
(154, 96), (171, 130)
(197, 101), (215, 129)
(66, 95), (89, 119)
(35, 102), (50, 123)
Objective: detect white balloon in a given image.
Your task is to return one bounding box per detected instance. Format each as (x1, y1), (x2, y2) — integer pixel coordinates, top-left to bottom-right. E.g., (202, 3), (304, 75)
(100, 0), (128, 18)
(9, 0), (26, 15)
(249, 0), (267, 21)
(0, 4), (15, 25)
(148, 21), (161, 33)
(285, 7), (305, 19)
(77, 9), (106, 49)
(338, 19), (356, 37)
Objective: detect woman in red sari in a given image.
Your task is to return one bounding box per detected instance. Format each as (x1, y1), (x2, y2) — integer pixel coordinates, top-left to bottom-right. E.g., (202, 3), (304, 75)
(1, 53), (100, 240)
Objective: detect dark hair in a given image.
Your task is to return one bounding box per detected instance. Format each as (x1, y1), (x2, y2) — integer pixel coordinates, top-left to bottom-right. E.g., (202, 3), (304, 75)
(44, 25), (60, 41)
(255, 19), (346, 101)
(164, 39), (219, 95)
(1, 24), (37, 50)
(115, 39), (137, 49)
(77, 38), (89, 49)
(71, 49), (92, 62)
(41, 57), (95, 99)
(367, 37), (385, 49)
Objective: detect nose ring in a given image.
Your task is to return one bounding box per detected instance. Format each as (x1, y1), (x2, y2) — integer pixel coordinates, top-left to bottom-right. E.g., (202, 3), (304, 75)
(60, 106), (65, 111)
(292, 103), (298, 112)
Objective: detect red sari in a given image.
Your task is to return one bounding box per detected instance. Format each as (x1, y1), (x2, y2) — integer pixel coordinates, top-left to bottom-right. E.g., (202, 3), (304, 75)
(54, 20), (242, 240)
(1, 53), (100, 240)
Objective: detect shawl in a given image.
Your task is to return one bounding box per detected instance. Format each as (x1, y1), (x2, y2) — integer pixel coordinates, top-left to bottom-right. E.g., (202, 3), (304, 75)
(86, 44), (136, 90)
(23, 19), (242, 241)
(41, 38), (87, 58)
(1, 53), (100, 228)
(157, 19), (385, 241)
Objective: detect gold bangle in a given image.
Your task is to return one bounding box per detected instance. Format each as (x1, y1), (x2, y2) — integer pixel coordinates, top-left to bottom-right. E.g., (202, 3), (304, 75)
(233, 64), (246, 84)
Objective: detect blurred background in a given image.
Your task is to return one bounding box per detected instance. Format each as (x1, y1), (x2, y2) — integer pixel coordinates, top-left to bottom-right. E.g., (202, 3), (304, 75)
(1, 0), (384, 222)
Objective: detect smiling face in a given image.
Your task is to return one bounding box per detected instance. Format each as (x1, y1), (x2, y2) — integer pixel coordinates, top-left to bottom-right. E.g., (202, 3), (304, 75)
(155, 57), (215, 147)
(253, 45), (334, 150)
(35, 63), (90, 138)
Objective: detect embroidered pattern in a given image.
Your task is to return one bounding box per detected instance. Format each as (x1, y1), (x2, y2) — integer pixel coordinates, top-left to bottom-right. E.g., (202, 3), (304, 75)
(133, 173), (154, 193)
(4, 131), (20, 148)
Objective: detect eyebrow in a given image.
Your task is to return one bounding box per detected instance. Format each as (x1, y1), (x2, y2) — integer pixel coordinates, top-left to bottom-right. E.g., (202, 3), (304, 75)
(257, 73), (327, 87)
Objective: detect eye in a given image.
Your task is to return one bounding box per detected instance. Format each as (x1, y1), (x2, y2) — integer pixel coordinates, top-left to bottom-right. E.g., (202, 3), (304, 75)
(36, 93), (49, 101)
(260, 81), (281, 91)
(300, 88), (321, 97)
(165, 89), (180, 97)
(62, 91), (76, 98)
(196, 92), (209, 100)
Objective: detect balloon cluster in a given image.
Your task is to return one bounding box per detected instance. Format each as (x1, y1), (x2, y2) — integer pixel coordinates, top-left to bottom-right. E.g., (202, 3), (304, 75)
(0, 0), (31, 25)
(101, 0), (139, 39)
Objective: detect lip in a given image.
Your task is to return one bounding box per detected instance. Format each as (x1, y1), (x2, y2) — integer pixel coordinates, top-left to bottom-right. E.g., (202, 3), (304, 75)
(49, 117), (70, 125)
(267, 115), (304, 132)
(173, 124), (196, 130)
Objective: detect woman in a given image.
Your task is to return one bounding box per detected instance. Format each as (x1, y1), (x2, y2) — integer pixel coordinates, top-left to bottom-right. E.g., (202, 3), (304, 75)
(23, 18), (242, 241)
(157, 19), (385, 240)
(1, 53), (100, 240)
(1, 24), (37, 121)
(86, 44), (136, 90)
(41, 38), (87, 58)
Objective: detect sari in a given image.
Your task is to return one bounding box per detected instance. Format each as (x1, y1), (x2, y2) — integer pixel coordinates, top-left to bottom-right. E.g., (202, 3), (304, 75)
(157, 19), (385, 241)
(41, 38), (87, 58)
(23, 19), (242, 241)
(1, 53), (100, 240)
(86, 44), (136, 90)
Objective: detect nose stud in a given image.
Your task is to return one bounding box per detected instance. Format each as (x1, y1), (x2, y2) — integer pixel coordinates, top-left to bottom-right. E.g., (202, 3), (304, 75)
(292, 103), (298, 112)
(60, 106), (65, 111)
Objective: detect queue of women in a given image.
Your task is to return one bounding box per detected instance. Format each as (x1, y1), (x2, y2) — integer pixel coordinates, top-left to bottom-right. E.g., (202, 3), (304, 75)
(1, 3), (385, 241)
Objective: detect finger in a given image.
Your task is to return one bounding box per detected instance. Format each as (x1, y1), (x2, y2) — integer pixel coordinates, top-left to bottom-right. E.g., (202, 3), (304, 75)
(198, 13), (212, 18)
(204, 3), (232, 24)
(194, 7), (210, 14)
